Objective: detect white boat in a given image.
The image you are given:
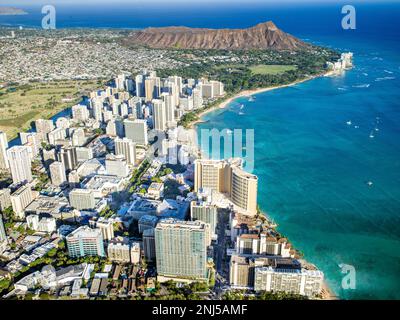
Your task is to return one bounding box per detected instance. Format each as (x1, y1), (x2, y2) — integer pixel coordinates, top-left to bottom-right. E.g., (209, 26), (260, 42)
(369, 131), (375, 138)
(367, 181), (373, 186)
(346, 121), (352, 125)
(248, 96), (255, 102)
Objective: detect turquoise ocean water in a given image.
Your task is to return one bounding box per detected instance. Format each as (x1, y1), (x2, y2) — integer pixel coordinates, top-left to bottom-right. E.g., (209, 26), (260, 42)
(198, 33), (400, 300)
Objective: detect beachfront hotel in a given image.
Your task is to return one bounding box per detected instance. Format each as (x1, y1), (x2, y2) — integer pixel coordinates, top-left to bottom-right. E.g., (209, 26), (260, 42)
(229, 254), (323, 297)
(194, 158), (258, 215)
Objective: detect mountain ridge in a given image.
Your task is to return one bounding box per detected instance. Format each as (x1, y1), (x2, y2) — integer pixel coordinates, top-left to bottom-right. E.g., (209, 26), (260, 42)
(125, 21), (309, 50)
(0, 7), (28, 16)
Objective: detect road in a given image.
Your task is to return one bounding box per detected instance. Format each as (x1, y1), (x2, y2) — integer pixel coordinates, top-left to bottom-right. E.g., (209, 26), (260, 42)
(212, 209), (230, 299)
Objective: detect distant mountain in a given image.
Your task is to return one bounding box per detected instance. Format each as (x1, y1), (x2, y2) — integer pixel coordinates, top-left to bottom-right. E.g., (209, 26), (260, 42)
(0, 7), (27, 15)
(125, 21), (309, 51)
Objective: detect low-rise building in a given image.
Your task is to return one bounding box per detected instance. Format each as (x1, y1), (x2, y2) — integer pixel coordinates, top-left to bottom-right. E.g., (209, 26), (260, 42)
(254, 267), (324, 297)
(229, 254), (302, 289)
(26, 215), (56, 233)
(147, 182), (164, 199)
(107, 239), (141, 264)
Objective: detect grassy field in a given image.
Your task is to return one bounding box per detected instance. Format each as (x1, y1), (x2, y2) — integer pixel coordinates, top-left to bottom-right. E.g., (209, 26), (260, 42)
(0, 79), (105, 141)
(249, 64), (298, 75)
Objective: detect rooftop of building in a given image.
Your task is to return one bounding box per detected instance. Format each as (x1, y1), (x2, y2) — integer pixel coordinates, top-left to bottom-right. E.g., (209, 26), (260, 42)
(138, 214), (159, 224)
(66, 226), (102, 239)
(25, 194), (69, 215)
(148, 182), (164, 191)
(81, 174), (123, 190)
(10, 183), (31, 196)
(156, 218), (207, 231)
(69, 188), (94, 195)
(143, 228), (155, 237)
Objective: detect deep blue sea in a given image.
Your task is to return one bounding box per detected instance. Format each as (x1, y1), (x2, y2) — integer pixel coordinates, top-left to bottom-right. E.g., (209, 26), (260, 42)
(2, 1), (400, 299)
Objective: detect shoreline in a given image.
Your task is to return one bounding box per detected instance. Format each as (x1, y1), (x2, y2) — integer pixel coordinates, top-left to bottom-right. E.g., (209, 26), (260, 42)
(191, 69), (339, 300)
(189, 70), (336, 129)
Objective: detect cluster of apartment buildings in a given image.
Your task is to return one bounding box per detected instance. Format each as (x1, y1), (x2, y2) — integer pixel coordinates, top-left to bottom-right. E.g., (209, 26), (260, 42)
(0, 70), (324, 299)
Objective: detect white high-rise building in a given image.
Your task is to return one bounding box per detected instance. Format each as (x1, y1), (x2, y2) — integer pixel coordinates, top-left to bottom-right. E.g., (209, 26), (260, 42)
(106, 119), (117, 137)
(179, 96), (194, 111)
(49, 161), (67, 187)
(194, 158), (258, 216)
(72, 104), (90, 122)
(7, 146), (32, 184)
(69, 189), (96, 210)
(0, 131), (9, 170)
(155, 219), (209, 282)
(48, 128), (66, 145)
(58, 147), (78, 172)
(161, 93), (176, 126)
(76, 147), (94, 162)
(10, 184), (34, 219)
(167, 76), (183, 104)
(119, 103), (129, 118)
(192, 87), (203, 109)
(115, 74), (126, 90)
(71, 128), (86, 147)
(152, 99), (166, 131)
(56, 117), (70, 129)
(35, 119), (54, 142)
(0, 213), (7, 242)
(115, 137), (136, 166)
(20, 132), (40, 159)
(164, 81), (179, 107)
(105, 154), (129, 178)
(128, 97), (143, 119)
(91, 98), (104, 122)
(145, 77), (161, 102)
(0, 188), (11, 212)
(124, 119), (148, 145)
(135, 74), (145, 97)
(89, 217), (114, 241)
(211, 80), (224, 96)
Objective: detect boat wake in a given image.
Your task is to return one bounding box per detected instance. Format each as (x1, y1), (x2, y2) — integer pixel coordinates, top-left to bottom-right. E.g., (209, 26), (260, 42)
(352, 84), (370, 88)
(375, 76), (395, 82)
